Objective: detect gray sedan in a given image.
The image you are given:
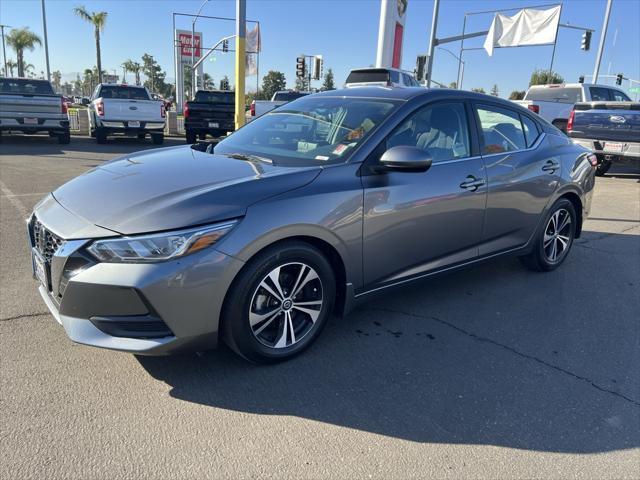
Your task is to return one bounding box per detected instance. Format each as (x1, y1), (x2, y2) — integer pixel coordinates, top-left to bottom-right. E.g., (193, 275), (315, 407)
(28, 87), (596, 363)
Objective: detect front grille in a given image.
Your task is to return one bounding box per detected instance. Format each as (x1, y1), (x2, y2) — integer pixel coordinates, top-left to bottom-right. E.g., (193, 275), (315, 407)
(31, 217), (65, 262)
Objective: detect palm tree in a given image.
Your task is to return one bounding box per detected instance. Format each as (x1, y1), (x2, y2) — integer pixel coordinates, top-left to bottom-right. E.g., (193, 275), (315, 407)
(24, 63), (35, 77)
(203, 73), (214, 90)
(74, 6), (108, 83)
(6, 59), (18, 77)
(6, 27), (42, 77)
(123, 59), (141, 86)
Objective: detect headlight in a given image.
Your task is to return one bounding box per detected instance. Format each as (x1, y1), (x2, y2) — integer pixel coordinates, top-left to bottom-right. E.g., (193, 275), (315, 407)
(87, 221), (237, 263)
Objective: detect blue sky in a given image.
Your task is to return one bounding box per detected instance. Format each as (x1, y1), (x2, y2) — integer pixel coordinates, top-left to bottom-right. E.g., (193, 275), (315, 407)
(1, 0), (639, 97)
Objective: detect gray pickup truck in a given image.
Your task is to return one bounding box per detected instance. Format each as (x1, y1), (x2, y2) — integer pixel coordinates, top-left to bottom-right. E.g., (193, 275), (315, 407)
(0, 77), (70, 144)
(568, 101), (640, 176)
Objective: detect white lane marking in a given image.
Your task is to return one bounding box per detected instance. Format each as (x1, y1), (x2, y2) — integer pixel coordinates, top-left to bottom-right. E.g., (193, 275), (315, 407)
(0, 178), (29, 217)
(1, 192), (48, 198)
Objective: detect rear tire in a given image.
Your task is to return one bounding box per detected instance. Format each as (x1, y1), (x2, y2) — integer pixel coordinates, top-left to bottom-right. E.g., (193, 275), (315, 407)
(95, 127), (107, 144)
(151, 133), (164, 145)
(57, 132), (71, 144)
(199, 133), (207, 140)
(520, 198), (577, 272)
(185, 130), (197, 144)
(222, 241), (336, 364)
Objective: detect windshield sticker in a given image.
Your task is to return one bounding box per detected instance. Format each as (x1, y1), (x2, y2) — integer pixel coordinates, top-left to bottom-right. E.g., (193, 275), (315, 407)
(315, 155), (330, 161)
(332, 144), (349, 155)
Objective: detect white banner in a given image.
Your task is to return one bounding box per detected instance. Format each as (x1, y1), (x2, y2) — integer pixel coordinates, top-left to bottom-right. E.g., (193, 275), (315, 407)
(246, 53), (258, 76)
(247, 23), (261, 54)
(484, 6), (561, 56)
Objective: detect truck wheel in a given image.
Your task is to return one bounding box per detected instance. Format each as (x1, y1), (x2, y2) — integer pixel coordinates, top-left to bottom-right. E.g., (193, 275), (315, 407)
(151, 133), (164, 145)
(199, 133), (207, 140)
(185, 130), (197, 144)
(57, 132), (71, 144)
(95, 128), (107, 144)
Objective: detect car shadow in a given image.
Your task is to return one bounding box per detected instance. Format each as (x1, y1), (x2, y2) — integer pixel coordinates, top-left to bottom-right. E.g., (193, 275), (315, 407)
(606, 161), (640, 181)
(0, 134), (186, 156)
(137, 230), (640, 454)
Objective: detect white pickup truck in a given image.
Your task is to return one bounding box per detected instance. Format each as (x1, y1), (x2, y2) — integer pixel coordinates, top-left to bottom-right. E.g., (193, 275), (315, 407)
(513, 83), (631, 132)
(89, 84), (165, 144)
(247, 90), (311, 121)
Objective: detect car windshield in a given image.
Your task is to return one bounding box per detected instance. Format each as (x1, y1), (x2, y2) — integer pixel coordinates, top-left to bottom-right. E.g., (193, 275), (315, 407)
(99, 86), (150, 100)
(195, 91), (235, 103)
(524, 87), (582, 104)
(0, 79), (54, 95)
(214, 96), (401, 166)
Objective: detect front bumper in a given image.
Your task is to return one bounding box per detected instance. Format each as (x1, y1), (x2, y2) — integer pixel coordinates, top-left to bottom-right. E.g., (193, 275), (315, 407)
(571, 138), (640, 159)
(29, 214), (244, 355)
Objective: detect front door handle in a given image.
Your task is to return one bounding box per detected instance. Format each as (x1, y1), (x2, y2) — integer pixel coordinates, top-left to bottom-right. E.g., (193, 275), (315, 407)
(459, 175), (485, 192)
(542, 160), (560, 173)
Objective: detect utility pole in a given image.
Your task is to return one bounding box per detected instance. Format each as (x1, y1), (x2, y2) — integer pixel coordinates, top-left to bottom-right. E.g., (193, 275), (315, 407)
(592, 0), (613, 84)
(40, 0), (50, 81)
(425, 0), (440, 87)
(235, 0), (246, 129)
(0, 24), (9, 78)
(192, 0), (209, 98)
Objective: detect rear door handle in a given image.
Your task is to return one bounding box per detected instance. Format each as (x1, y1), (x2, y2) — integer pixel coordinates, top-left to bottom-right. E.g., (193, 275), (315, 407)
(542, 160), (560, 173)
(459, 176), (486, 192)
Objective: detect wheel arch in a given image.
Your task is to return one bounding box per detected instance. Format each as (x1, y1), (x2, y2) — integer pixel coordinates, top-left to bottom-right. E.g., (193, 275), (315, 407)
(557, 190), (584, 238)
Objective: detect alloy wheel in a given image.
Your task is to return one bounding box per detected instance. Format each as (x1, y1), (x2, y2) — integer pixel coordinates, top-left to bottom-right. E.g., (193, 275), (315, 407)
(249, 262), (323, 349)
(543, 208), (572, 263)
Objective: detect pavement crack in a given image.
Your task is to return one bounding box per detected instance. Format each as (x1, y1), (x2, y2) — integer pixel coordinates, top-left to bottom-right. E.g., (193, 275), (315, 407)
(0, 312), (49, 322)
(365, 306), (640, 407)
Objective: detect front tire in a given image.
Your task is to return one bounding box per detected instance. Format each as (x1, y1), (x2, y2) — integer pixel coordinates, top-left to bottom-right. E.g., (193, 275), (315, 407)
(57, 132), (71, 144)
(185, 130), (197, 144)
(595, 156), (612, 176)
(520, 198), (577, 272)
(222, 241), (336, 364)
(95, 127), (107, 144)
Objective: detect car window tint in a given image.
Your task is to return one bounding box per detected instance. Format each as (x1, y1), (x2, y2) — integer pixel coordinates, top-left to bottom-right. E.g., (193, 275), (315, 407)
(521, 114), (540, 148)
(476, 105), (527, 154)
(387, 102), (470, 163)
(589, 87), (611, 101)
(99, 86), (150, 100)
(609, 89), (631, 101)
(0, 79), (54, 95)
(525, 87), (582, 103)
(390, 70), (400, 84)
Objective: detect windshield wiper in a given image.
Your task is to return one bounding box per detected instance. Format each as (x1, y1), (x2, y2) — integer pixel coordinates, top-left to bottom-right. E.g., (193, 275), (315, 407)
(224, 153), (273, 164)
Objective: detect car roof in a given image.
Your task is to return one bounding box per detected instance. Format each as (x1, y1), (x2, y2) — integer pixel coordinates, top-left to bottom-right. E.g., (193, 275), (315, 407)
(529, 83), (624, 89)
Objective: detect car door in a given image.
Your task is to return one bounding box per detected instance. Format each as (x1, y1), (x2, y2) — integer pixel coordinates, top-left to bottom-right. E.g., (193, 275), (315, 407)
(361, 100), (487, 289)
(473, 103), (560, 255)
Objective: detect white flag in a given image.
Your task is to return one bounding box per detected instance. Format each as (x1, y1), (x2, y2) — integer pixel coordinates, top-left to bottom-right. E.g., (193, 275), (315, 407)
(246, 53), (258, 76)
(246, 23), (261, 54)
(484, 6), (561, 56)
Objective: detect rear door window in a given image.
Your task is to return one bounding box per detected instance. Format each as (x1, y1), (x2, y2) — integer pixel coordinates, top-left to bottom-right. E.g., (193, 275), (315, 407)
(476, 105), (527, 154)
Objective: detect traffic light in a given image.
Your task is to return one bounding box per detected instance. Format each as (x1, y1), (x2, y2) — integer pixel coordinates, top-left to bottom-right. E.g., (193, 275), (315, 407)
(296, 56), (306, 79)
(415, 55), (427, 82)
(616, 73), (623, 85)
(222, 39), (229, 53)
(312, 56), (323, 81)
(581, 31), (592, 51)
(578, 75), (585, 84)
(220, 78), (229, 90)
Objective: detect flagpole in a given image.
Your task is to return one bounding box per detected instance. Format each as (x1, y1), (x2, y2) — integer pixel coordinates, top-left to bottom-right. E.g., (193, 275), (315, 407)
(547, 4), (562, 84)
(592, 0), (613, 84)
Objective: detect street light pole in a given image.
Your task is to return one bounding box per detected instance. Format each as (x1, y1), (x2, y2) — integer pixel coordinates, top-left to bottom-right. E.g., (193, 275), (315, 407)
(0, 24), (9, 77)
(192, 0), (210, 99)
(40, 0), (50, 81)
(592, 0), (613, 84)
(425, 0), (440, 87)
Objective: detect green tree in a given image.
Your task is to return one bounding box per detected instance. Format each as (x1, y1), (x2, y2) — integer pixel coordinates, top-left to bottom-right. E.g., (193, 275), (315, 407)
(6, 27), (41, 77)
(123, 59), (141, 85)
(51, 70), (62, 92)
(141, 54), (170, 96)
(509, 90), (526, 100)
(294, 76), (307, 92)
(74, 6), (108, 84)
(262, 70), (286, 99)
(203, 73), (214, 90)
(471, 87), (486, 94)
(490, 84), (499, 97)
(529, 68), (564, 86)
(73, 73), (83, 96)
(448, 81), (458, 89)
(322, 68), (335, 90)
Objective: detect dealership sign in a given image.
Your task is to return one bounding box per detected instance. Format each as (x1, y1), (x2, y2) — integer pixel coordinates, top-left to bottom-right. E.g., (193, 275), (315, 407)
(175, 29), (203, 62)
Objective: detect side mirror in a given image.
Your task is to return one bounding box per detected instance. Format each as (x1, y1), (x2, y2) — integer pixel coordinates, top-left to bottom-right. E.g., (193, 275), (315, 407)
(378, 146), (432, 172)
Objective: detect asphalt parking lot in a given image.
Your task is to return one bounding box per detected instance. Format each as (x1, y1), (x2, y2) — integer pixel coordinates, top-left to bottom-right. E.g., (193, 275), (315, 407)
(1, 135), (639, 479)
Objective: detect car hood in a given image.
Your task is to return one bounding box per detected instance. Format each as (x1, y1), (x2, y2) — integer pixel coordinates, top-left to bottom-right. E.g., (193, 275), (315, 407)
(53, 145), (322, 235)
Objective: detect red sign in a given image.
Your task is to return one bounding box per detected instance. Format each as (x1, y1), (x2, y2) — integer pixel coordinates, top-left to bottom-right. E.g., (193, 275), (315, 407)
(178, 33), (202, 58)
(392, 23), (403, 69)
